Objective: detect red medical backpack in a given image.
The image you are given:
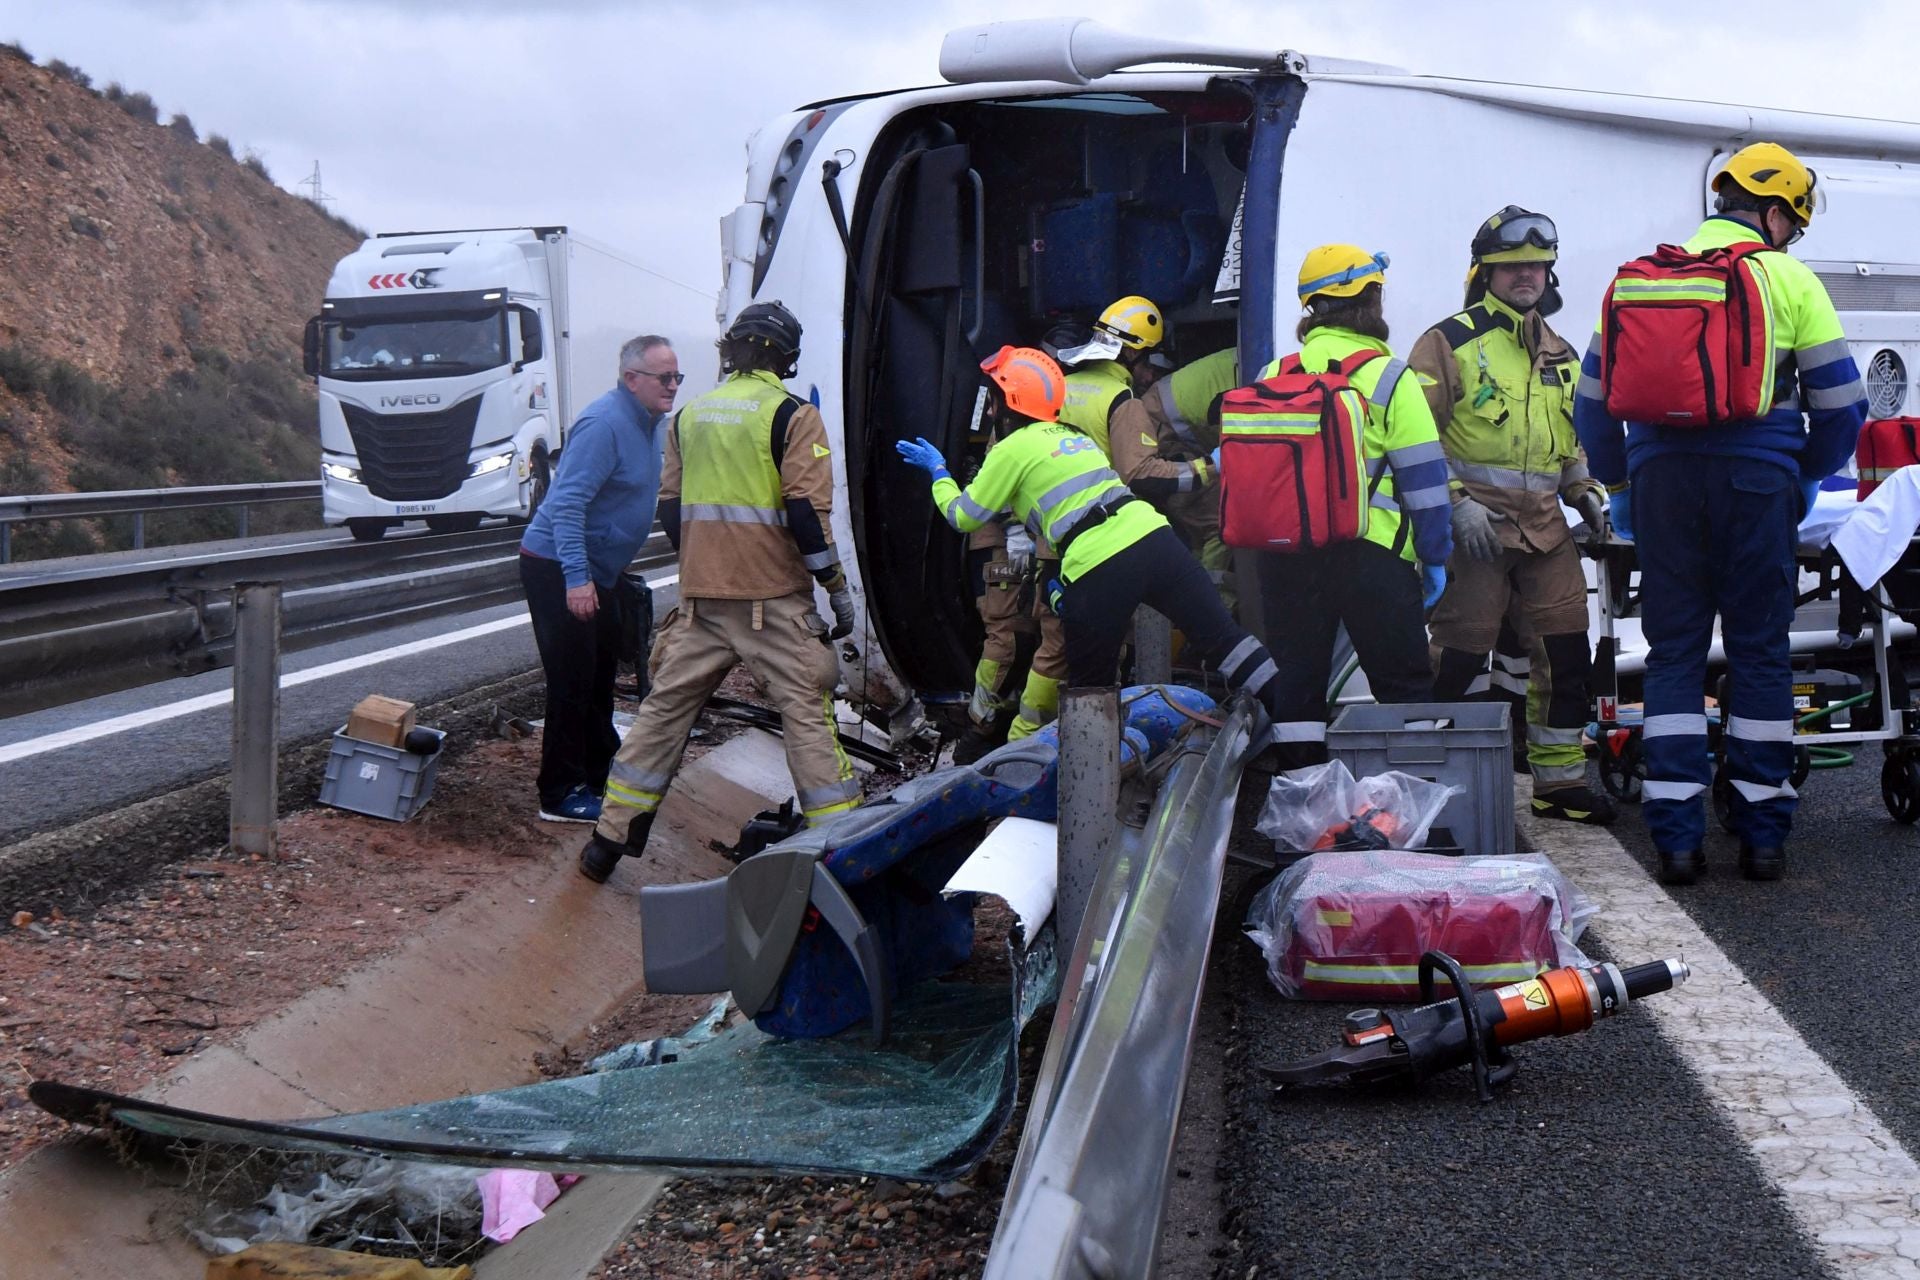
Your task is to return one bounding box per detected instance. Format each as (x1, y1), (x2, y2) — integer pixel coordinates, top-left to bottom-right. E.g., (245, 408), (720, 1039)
(1599, 241), (1775, 426)
(1217, 351), (1379, 552)
(1857, 417), (1920, 499)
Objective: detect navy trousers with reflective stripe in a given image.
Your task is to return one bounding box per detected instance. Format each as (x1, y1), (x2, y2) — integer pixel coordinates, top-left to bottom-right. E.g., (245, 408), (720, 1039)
(1636, 454), (1800, 851)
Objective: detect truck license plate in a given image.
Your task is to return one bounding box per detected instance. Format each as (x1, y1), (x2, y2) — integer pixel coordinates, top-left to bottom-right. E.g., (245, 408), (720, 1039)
(395, 503), (438, 515)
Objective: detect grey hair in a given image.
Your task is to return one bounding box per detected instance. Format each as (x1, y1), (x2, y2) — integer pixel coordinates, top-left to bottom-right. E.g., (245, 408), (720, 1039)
(619, 335), (672, 372)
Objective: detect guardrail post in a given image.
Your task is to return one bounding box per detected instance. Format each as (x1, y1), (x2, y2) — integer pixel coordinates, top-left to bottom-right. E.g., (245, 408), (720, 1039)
(236, 505), (250, 539)
(1056, 686), (1120, 954)
(230, 582), (282, 858)
(1, 520), (10, 565)
(132, 511), (145, 551)
(1131, 606), (1171, 685)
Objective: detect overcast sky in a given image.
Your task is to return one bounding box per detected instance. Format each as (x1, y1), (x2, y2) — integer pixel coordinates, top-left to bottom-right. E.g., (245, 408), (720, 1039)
(7, 0), (1920, 334)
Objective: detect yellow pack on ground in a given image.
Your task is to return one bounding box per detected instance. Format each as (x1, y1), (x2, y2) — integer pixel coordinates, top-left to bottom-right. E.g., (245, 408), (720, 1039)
(206, 1242), (473, 1280)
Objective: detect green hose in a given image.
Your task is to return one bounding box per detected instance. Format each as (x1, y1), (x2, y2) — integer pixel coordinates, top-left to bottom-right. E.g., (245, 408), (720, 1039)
(1793, 692), (1873, 769)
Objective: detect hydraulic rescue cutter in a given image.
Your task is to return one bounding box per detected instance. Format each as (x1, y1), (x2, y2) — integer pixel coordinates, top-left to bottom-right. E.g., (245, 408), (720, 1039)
(1262, 951), (1690, 1101)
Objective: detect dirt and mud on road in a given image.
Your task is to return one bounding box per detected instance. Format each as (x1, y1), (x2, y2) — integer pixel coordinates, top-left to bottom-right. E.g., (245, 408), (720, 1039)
(2, 665), (1047, 1278)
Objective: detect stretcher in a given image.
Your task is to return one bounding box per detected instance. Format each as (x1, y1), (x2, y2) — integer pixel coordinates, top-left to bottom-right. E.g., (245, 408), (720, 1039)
(1587, 488), (1920, 824)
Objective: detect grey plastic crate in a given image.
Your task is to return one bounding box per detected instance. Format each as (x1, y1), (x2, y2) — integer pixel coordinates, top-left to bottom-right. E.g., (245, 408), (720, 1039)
(1328, 702), (1513, 857)
(319, 726), (446, 821)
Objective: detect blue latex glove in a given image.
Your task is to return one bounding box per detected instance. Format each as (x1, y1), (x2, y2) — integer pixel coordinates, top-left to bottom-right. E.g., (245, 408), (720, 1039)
(1799, 478), (1821, 521)
(1045, 577), (1067, 617)
(1208, 445), (1222, 467)
(1610, 489), (1633, 543)
(1420, 562), (1447, 609)
(895, 436), (949, 478)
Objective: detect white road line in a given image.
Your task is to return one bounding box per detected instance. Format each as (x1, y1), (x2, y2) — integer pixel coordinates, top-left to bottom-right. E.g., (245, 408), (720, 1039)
(1519, 782), (1920, 1278)
(0, 571), (680, 766)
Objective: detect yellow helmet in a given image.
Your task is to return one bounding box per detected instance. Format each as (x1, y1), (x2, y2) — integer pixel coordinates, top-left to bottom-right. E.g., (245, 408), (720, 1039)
(1094, 295), (1165, 351)
(1297, 244), (1389, 303)
(1713, 142), (1820, 226)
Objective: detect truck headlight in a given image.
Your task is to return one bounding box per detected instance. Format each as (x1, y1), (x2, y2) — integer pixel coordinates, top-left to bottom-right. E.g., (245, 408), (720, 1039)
(469, 449), (515, 478)
(322, 462), (360, 483)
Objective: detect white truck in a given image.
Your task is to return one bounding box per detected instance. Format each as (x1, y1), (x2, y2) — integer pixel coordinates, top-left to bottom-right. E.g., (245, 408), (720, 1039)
(727, 17), (1920, 735)
(304, 227), (714, 541)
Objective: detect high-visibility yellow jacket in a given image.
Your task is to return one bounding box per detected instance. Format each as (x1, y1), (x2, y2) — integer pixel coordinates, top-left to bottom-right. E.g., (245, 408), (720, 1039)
(659, 369), (840, 600)
(930, 421), (1165, 581)
(1057, 360), (1134, 457)
(1408, 295), (1591, 553)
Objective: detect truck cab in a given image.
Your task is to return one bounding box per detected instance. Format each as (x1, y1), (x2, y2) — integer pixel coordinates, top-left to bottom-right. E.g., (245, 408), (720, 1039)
(730, 18), (1920, 736)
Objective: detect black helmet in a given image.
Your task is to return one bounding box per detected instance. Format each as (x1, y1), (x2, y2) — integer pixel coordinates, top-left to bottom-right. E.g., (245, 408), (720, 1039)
(1464, 205), (1562, 316)
(722, 300), (803, 375)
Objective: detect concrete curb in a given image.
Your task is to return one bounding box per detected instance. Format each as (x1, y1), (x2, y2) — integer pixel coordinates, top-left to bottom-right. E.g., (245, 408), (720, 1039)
(0, 727), (796, 1280)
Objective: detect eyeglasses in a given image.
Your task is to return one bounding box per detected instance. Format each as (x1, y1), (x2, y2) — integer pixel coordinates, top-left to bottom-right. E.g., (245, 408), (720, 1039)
(626, 369), (686, 387)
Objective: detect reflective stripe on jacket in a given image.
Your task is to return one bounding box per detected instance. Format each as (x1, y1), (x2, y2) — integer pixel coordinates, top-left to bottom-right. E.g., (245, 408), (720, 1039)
(930, 423), (1166, 580)
(665, 369), (836, 599)
(1408, 295), (1584, 553)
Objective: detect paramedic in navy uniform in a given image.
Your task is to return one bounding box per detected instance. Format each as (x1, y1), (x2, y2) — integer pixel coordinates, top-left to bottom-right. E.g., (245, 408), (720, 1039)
(1574, 144), (1865, 885)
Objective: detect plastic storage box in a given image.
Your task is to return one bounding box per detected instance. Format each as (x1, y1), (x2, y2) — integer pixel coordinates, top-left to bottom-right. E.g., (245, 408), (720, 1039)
(319, 726), (446, 821)
(1327, 702), (1513, 857)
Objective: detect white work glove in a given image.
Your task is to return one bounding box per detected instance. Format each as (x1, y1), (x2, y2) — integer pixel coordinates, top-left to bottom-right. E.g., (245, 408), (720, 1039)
(828, 582), (856, 640)
(1570, 488), (1609, 548)
(1004, 522), (1035, 579)
(1450, 496), (1506, 563)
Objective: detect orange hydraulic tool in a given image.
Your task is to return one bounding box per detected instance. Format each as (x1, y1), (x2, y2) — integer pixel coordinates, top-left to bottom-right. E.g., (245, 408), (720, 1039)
(1261, 951), (1690, 1101)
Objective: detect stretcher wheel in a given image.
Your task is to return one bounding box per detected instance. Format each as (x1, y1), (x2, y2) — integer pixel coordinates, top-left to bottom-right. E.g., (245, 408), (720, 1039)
(1712, 766), (1736, 835)
(1597, 728), (1645, 802)
(1881, 754), (1920, 824)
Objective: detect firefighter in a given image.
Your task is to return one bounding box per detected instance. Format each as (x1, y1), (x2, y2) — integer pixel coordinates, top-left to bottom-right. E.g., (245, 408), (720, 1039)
(1574, 143), (1866, 884)
(896, 346), (1288, 728)
(1054, 294), (1165, 455)
(1107, 346), (1240, 605)
(1409, 207), (1615, 825)
(581, 302), (860, 883)
(1249, 245), (1454, 770)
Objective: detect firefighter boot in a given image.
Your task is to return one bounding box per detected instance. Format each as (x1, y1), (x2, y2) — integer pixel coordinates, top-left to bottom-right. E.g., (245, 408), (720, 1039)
(952, 721), (1006, 766)
(579, 812), (655, 884)
(1739, 841), (1786, 882)
(1530, 783), (1617, 826)
(1658, 847), (1707, 886)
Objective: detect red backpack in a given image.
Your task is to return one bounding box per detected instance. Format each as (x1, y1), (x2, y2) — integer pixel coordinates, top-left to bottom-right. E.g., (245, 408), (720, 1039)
(1857, 417), (1920, 498)
(1217, 350), (1388, 552)
(1599, 241), (1776, 426)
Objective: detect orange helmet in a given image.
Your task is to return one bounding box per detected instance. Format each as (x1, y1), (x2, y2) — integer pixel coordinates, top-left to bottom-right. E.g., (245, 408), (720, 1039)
(980, 345), (1065, 422)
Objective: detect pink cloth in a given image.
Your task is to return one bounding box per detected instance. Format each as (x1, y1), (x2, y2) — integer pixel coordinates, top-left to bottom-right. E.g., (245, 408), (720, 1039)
(477, 1168), (567, 1243)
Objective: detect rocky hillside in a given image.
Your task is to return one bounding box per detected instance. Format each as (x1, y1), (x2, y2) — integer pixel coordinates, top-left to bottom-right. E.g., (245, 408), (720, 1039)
(0, 43), (360, 555)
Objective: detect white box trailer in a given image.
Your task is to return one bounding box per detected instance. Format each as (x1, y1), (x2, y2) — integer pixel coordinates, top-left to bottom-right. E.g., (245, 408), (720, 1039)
(305, 227), (716, 540)
(727, 17), (1920, 731)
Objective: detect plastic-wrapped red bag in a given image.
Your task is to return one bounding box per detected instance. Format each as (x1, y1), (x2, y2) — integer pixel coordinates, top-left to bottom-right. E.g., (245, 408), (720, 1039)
(1243, 850), (1593, 1002)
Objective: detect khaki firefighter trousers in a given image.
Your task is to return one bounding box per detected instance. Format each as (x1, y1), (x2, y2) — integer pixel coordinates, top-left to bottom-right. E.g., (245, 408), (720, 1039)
(595, 592), (861, 844)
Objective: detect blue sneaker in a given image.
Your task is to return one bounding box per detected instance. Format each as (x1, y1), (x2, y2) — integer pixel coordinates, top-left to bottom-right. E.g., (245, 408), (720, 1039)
(538, 785), (602, 824)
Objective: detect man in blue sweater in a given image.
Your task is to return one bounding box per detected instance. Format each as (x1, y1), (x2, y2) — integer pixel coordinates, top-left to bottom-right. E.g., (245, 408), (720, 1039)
(1574, 144), (1866, 884)
(518, 336), (679, 822)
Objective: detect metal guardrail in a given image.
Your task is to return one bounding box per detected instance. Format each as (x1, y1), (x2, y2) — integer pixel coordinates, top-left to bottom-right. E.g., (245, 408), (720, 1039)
(0, 522), (669, 716)
(987, 695), (1258, 1280)
(0, 482), (321, 563)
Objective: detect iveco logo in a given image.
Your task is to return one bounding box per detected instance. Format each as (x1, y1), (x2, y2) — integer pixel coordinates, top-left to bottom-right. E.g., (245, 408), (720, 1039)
(380, 394), (442, 407)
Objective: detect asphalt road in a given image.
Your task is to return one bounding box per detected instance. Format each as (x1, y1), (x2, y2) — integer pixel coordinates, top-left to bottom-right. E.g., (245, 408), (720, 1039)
(0, 542), (681, 845)
(1211, 757), (1920, 1280)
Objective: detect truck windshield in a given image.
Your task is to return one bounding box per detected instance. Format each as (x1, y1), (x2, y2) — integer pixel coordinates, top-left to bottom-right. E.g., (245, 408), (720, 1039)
(324, 310), (507, 379)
